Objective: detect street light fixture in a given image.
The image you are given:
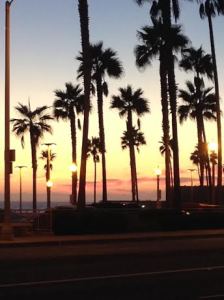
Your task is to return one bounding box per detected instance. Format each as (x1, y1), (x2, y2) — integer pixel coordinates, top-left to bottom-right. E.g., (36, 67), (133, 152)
(69, 163), (77, 173)
(15, 165), (27, 213)
(42, 143), (56, 209)
(155, 167), (162, 208)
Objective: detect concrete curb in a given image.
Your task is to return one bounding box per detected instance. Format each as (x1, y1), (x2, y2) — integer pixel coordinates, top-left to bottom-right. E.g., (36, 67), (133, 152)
(1, 229), (224, 248)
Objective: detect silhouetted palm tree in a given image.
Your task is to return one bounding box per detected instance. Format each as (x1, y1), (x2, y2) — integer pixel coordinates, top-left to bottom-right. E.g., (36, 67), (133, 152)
(121, 127), (146, 202)
(40, 150), (56, 177)
(135, 20), (188, 204)
(111, 85), (150, 201)
(180, 46), (213, 80)
(77, 42), (123, 202)
(135, 0), (184, 208)
(11, 102), (53, 211)
(53, 83), (84, 204)
(87, 137), (101, 204)
(179, 46), (214, 186)
(178, 79), (216, 185)
(190, 145), (201, 182)
(77, 0), (92, 208)
(197, 0), (224, 186)
(159, 137), (174, 188)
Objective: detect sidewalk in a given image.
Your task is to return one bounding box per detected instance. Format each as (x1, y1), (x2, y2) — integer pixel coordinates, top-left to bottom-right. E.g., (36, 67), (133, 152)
(1, 228), (224, 248)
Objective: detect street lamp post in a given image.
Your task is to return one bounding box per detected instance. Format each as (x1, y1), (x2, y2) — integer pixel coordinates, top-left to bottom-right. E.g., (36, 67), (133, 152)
(15, 166), (27, 213)
(1, 0), (15, 240)
(155, 167), (162, 208)
(69, 163), (77, 205)
(42, 143), (55, 209)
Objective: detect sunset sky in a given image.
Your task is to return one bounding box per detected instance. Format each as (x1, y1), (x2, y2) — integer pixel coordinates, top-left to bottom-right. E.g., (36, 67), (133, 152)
(0, 0), (223, 207)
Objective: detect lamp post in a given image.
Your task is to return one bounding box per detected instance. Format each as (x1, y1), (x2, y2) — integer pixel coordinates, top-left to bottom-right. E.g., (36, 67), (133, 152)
(42, 143), (56, 209)
(2, 0), (15, 240)
(69, 163), (77, 205)
(15, 166), (27, 213)
(188, 168), (196, 202)
(155, 167), (162, 208)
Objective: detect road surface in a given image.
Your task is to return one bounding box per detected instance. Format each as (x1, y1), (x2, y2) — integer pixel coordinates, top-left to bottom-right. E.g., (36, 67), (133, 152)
(1, 235), (224, 299)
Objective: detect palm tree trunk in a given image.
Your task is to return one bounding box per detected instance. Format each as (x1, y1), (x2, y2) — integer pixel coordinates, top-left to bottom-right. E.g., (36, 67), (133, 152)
(96, 76), (107, 202)
(160, 49), (171, 205)
(168, 56), (181, 208)
(77, 0), (91, 208)
(207, 14), (222, 187)
(201, 119), (212, 188)
(127, 112), (136, 201)
(94, 160), (96, 204)
(133, 148), (139, 203)
(162, 0), (181, 208)
(70, 110), (77, 205)
(30, 136), (37, 212)
(196, 116), (204, 186)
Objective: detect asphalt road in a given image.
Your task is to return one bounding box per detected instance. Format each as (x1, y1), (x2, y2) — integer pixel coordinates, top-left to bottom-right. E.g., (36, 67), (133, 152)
(1, 236), (224, 299)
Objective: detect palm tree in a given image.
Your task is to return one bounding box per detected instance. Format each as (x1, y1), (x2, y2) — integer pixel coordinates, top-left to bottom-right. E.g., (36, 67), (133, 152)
(179, 46), (214, 186)
(11, 102), (53, 211)
(135, 0), (183, 208)
(40, 150), (56, 208)
(135, 20), (188, 205)
(77, 42), (123, 202)
(40, 150), (56, 176)
(196, 0), (224, 186)
(87, 137), (101, 204)
(77, 0), (92, 208)
(190, 145), (201, 182)
(121, 127), (146, 202)
(53, 83), (84, 205)
(159, 137), (174, 188)
(111, 85), (150, 201)
(178, 79), (216, 185)
(180, 46), (213, 80)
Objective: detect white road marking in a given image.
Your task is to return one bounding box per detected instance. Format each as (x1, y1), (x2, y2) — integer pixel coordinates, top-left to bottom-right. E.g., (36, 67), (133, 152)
(200, 295), (224, 299)
(1, 265), (224, 289)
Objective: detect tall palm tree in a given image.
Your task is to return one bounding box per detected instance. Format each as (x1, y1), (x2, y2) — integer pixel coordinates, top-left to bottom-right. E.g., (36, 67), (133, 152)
(135, 20), (188, 205)
(87, 137), (101, 204)
(77, 0), (92, 208)
(179, 46), (214, 186)
(77, 42), (123, 202)
(135, 0), (183, 208)
(11, 103), (53, 211)
(111, 85), (150, 201)
(178, 79), (216, 185)
(196, 0), (224, 186)
(121, 127), (146, 202)
(53, 82), (84, 205)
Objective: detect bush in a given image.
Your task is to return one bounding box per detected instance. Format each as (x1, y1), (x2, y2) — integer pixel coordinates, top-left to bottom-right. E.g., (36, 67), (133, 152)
(52, 207), (224, 235)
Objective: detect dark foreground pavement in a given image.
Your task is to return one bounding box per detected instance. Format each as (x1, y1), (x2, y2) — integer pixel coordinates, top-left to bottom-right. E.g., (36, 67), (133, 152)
(1, 229), (224, 299)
